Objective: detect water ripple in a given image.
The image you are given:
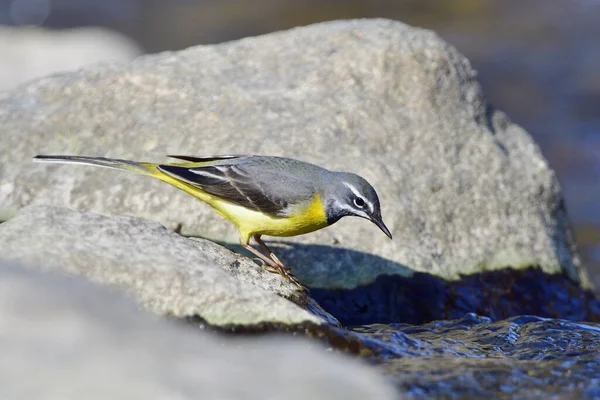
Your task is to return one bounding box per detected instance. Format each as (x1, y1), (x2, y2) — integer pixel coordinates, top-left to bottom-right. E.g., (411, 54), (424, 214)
(350, 314), (600, 398)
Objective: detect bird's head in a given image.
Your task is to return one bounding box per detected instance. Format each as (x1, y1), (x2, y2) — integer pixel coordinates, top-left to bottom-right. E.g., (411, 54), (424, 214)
(324, 172), (392, 239)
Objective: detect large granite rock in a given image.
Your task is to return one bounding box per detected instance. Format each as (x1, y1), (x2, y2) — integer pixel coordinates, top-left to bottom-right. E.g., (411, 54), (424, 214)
(0, 205), (329, 326)
(0, 262), (396, 400)
(0, 19), (588, 289)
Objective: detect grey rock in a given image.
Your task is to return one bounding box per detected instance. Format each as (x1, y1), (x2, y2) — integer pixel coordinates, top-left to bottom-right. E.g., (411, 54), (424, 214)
(0, 26), (142, 92)
(0, 205), (328, 326)
(0, 262), (396, 400)
(0, 19), (588, 289)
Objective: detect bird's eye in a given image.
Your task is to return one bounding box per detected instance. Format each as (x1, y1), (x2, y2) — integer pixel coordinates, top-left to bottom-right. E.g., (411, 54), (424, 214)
(353, 197), (366, 208)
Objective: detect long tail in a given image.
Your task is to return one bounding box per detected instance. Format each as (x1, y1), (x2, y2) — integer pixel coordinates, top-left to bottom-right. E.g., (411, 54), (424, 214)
(33, 154), (213, 203)
(33, 155), (157, 176)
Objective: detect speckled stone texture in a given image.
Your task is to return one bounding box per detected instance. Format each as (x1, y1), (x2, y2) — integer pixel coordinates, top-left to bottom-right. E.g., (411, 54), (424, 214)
(0, 19), (588, 289)
(0, 205), (330, 326)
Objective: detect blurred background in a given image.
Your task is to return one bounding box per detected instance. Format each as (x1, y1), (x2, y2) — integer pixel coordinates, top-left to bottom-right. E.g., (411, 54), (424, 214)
(1, 0), (599, 288)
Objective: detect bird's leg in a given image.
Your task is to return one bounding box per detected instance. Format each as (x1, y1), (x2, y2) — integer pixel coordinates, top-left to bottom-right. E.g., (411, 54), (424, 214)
(241, 236), (306, 291)
(248, 257), (279, 273)
(253, 235), (290, 273)
(253, 235), (306, 290)
(240, 240), (280, 273)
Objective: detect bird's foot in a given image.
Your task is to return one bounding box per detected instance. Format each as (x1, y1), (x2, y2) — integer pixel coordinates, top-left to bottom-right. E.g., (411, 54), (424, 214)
(275, 265), (308, 292)
(261, 262), (308, 292)
(242, 239), (308, 292)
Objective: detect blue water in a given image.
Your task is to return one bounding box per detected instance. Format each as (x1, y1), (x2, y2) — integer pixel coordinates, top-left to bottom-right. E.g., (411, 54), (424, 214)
(350, 314), (600, 398)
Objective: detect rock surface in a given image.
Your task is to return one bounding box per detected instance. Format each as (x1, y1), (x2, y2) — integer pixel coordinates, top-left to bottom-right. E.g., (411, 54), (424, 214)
(0, 19), (588, 289)
(0, 205), (328, 326)
(0, 262), (396, 400)
(0, 26), (142, 92)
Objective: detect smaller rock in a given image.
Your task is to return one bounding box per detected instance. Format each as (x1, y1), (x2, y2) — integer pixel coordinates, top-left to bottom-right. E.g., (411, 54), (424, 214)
(0, 262), (396, 400)
(0, 26), (142, 91)
(0, 205), (329, 326)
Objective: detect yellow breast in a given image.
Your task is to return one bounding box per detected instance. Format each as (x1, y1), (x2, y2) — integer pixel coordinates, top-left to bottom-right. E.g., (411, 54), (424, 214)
(211, 193), (329, 243)
(152, 168), (329, 244)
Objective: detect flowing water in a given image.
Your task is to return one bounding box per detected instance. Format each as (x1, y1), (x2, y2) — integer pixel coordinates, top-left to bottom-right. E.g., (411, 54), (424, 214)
(351, 314), (600, 398)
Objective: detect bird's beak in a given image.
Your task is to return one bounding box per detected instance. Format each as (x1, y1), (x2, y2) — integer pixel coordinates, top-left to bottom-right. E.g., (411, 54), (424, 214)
(370, 215), (393, 239)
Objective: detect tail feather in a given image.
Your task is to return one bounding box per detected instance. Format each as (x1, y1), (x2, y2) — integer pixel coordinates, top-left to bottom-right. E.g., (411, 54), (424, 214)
(33, 155), (155, 176)
(33, 154), (217, 203)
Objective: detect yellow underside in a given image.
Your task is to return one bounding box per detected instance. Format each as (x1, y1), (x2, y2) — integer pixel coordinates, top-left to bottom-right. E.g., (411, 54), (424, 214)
(144, 164), (329, 244)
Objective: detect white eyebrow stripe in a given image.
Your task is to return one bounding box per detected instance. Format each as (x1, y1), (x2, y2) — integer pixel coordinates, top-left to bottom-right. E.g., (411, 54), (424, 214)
(343, 182), (374, 212)
(335, 201), (370, 219)
(343, 182), (362, 197)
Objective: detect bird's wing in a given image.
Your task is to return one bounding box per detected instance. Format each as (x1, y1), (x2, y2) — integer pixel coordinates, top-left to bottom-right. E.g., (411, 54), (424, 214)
(157, 161), (316, 217)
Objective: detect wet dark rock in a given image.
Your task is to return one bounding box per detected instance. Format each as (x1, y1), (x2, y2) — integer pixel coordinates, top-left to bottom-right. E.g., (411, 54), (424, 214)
(311, 267), (600, 326)
(189, 317), (389, 359)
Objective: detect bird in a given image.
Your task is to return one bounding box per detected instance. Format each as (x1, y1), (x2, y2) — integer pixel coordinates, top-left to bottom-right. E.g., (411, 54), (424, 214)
(33, 154), (392, 289)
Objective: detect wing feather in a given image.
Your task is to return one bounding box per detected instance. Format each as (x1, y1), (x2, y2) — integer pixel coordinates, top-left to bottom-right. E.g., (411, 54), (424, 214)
(157, 162), (315, 216)
(167, 155), (246, 163)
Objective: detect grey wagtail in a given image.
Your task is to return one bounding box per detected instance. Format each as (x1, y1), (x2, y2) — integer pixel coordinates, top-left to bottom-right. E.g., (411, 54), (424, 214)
(33, 154), (392, 287)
